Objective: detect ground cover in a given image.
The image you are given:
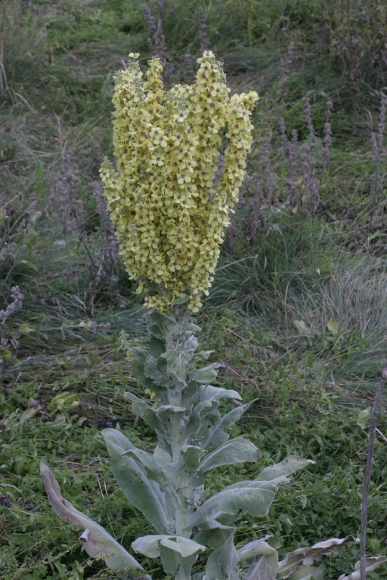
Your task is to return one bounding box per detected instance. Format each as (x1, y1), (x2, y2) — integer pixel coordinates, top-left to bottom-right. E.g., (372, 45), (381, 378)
(1, 0), (387, 578)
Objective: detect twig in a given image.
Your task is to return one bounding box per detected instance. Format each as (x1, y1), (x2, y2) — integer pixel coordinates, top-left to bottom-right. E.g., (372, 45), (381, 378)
(359, 368), (386, 580)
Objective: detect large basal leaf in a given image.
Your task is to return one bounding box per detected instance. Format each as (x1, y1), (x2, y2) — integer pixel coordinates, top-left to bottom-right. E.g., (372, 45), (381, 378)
(198, 438), (261, 474)
(256, 456), (315, 483)
(337, 556), (387, 579)
(278, 537), (357, 579)
(204, 402), (253, 451)
(102, 429), (175, 534)
(132, 535), (205, 577)
(186, 480), (278, 530)
(41, 462), (149, 580)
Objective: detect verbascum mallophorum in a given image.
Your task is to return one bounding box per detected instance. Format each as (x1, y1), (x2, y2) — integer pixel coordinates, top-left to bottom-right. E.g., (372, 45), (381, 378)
(100, 51), (257, 312)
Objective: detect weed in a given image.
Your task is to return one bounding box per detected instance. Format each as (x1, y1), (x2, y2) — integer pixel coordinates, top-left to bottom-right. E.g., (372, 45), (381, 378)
(1, 0), (387, 577)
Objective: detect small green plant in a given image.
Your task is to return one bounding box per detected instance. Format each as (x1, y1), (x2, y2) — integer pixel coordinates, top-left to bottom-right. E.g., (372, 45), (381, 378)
(41, 53), (387, 580)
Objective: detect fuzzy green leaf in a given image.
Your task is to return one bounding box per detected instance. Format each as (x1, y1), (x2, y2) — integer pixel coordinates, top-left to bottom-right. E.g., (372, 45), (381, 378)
(286, 566), (324, 579)
(162, 349), (192, 383)
(205, 526), (239, 580)
(144, 355), (169, 386)
(148, 322), (164, 339)
(189, 363), (221, 383)
(131, 347), (160, 390)
(132, 535), (205, 558)
(238, 538), (278, 563)
(102, 429), (175, 534)
(194, 350), (214, 361)
(238, 539), (279, 580)
(200, 385), (242, 402)
(337, 556), (387, 579)
(204, 401), (252, 451)
(40, 461), (149, 579)
(187, 480), (278, 530)
(132, 535), (205, 577)
(256, 456), (315, 483)
(278, 536), (357, 579)
(180, 445), (203, 471)
(198, 438), (261, 474)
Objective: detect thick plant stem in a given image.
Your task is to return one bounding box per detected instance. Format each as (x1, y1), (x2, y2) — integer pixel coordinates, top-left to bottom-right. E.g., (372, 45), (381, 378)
(359, 371), (385, 580)
(166, 312), (191, 538)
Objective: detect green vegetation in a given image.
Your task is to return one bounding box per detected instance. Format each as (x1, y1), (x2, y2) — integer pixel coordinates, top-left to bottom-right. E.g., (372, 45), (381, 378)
(1, 0), (387, 578)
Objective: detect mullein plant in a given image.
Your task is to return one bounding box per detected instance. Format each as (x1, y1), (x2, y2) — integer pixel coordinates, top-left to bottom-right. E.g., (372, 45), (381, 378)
(41, 52), (385, 580)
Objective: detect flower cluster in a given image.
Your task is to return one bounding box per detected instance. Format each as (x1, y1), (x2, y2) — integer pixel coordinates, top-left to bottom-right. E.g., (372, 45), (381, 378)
(100, 51), (257, 311)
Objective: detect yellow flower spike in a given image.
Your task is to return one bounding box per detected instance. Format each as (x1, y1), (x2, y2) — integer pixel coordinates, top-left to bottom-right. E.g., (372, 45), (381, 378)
(100, 52), (257, 312)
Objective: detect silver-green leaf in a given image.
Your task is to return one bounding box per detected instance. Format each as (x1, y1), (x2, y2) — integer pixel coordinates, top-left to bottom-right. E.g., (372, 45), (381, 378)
(198, 438), (261, 474)
(40, 461), (149, 580)
(102, 429), (175, 534)
(256, 456), (315, 483)
(187, 480), (278, 530)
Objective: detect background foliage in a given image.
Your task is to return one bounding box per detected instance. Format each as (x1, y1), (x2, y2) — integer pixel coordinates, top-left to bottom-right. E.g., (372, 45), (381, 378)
(1, 0), (387, 577)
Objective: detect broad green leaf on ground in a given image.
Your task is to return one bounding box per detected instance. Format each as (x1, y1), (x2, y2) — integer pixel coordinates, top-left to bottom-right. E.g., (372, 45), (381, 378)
(256, 456), (315, 483)
(278, 537), (357, 579)
(40, 462), (149, 580)
(102, 429), (176, 534)
(198, 438), (261, 474)
(337, 556), (387, 579)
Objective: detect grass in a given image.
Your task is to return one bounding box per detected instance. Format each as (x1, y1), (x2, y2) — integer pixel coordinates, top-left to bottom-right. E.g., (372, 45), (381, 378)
(1, 0), (387, 578)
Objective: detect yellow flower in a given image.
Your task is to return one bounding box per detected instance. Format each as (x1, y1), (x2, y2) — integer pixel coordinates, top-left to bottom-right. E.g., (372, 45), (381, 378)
(100, 52), (257, 312)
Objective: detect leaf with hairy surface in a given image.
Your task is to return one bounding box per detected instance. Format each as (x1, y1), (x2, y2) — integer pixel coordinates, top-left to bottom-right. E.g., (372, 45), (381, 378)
(204, 401), (253, 451)
(132, 535), (205, 577)
(198, 438), (261, 474)
(102, 429), (176, 534)
(40, 461), (149, 580)
(256, 456), (315, 483)
(186, 480), (279, 531)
